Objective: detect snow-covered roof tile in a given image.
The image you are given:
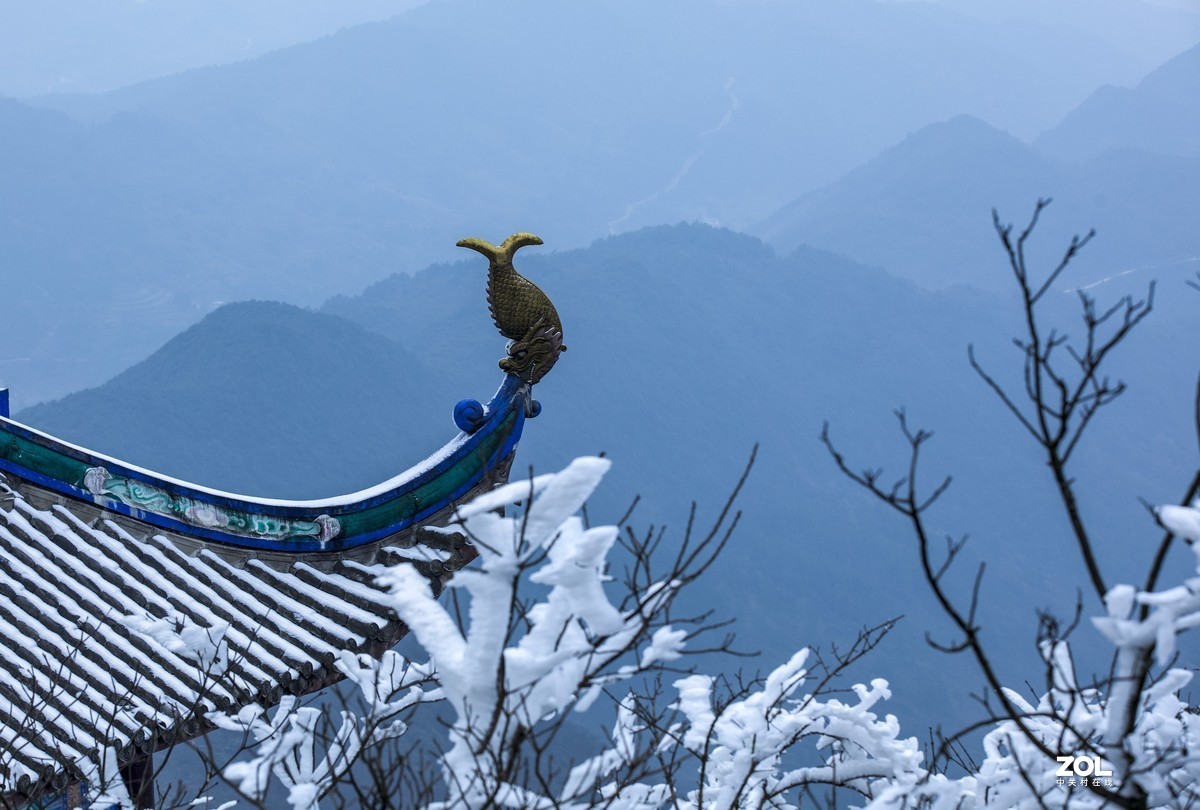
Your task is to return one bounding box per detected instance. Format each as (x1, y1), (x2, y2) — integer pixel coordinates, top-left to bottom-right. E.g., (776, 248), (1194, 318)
(0, 473), (477, 801)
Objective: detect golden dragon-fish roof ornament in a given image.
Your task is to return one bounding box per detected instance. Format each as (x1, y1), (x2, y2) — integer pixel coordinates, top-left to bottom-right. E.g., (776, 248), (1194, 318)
(457, 232), (566, 385)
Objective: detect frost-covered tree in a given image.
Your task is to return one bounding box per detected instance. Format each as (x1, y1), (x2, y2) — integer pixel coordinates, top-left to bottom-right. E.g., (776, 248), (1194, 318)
(103, 202), (1198, 809)
(824, 200), (1200, 809)
(188, 444), (1197, 808)
(186, 455), (934, 810)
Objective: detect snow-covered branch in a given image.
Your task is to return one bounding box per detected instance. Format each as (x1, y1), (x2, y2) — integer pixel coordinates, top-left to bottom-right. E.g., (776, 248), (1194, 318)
(824, 206), (1200, 809)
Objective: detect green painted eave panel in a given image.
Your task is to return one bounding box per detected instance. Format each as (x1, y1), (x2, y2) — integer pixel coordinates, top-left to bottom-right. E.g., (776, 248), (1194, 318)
(0, 432), (89, 489)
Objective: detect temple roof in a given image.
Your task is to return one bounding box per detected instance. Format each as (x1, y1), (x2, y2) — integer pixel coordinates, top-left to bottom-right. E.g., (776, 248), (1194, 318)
(0, 469), (478, 799)
(0, 372), (524, 801)
(0, 232), (566, 804)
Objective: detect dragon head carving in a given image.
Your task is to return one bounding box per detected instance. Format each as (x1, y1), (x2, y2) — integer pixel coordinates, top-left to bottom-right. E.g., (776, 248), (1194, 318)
(499, 320), (565, 384)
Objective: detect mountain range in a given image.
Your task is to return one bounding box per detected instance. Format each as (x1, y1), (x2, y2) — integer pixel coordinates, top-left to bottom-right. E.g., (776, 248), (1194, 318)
(3, 0), (1189, 408)
(0, 0), (425, 98)
(753, 108), (1200, 290)
(1035, 42), (1200, 162)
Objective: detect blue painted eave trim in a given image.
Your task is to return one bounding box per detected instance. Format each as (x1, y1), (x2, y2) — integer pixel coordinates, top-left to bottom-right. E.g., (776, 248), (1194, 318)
(0, 376), (531, 552)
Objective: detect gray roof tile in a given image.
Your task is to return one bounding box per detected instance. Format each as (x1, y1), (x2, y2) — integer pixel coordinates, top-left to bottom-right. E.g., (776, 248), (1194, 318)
(0, 473), (475, 801)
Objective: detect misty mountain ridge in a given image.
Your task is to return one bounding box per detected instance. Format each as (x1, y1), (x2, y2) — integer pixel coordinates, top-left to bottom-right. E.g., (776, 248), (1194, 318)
(1035, 42), (1200, 162)
(0, 0), (427, 98)
(7, 0), (1191, 102)
(1, 0), (1188, 410)
(754, 113), (1200, 291)
(21, 224), (1196, 732)
(17, 301), (458, 499)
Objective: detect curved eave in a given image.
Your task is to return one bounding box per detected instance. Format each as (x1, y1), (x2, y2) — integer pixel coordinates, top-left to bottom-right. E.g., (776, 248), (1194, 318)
(0, 376), (530, 553)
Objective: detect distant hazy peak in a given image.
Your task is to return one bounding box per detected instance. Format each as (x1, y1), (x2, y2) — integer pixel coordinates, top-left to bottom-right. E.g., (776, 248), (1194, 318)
(0, 0), (430, 98)
(893, 114), (1026, 150)
(752, 107), (1200, 293)
(806, 115), (1037, 187)
(1034, 41), (1200, 162)
(1137, 41), (1200, 95)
